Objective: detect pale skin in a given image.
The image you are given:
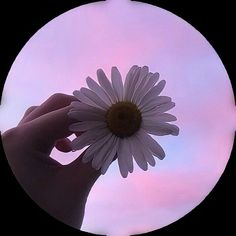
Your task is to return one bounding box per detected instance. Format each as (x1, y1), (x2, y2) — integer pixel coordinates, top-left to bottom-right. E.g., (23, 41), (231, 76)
(1, 93), (101, 229)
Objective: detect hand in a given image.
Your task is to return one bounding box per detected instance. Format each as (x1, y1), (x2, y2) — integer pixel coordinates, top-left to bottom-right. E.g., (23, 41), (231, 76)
(1, 93), (101, 229)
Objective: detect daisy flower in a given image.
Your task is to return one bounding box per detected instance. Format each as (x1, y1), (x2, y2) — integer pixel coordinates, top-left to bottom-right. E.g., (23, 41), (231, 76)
(68, 65), (179, 177)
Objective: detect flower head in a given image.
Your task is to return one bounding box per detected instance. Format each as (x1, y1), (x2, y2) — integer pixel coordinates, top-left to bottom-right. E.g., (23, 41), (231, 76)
(68, 66), (179, 177)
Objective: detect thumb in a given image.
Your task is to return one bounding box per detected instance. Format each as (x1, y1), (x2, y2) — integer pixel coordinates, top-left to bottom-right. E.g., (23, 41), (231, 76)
(23, 105), (74, 154)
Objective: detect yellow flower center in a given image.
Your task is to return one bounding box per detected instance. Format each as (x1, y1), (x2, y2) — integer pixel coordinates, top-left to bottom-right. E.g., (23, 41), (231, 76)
(106, 101), (142, 138)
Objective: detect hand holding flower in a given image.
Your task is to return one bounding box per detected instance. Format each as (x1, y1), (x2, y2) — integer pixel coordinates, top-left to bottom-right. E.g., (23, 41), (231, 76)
(2, 93), (100, 229)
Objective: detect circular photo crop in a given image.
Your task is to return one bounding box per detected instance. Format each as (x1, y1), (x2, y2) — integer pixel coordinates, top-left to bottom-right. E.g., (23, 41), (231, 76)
(1, 0), (235, 235)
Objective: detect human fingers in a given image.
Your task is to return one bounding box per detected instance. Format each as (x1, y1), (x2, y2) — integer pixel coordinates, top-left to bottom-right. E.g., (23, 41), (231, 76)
(22, 93), (76, 124)
(23, 105), (75, 154)
(54, 131), (83, 152)
(55, 138), (72, 153)
(18, 93), (78, 152)
(18, 106), (38, 125)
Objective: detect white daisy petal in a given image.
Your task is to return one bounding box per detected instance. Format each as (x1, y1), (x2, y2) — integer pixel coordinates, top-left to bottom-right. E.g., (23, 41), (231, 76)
(92, 151), (103, 170)
(72, 90), (83, 101)
(82, 154), (96, 165)
(124, 67), (137, 100)
(101, 138), (119, 175)
(118, 139), (129, 178)
(130, 136), (156, 166)
(73, 90), (102, 109)
(70, 101), (84, 108)
(126, 67), (141, 101)
(69, 121), (106, 132)
(129, 136), (148, 171)
(80, 87), (109, 110)
(151, 80), (166, 95)
(96, 135), (117, 170)
(139, 66), (149, 80)
(131, 66), (149, 97)
(118, 156), (129, 178)
(144, 72), (159, 88)
(139, 142), (156, 167)
(86, 76), (112, 105)
(71, 101), (106, 115)
(71, 128), (109, 151)
(71, 135), (92, 151)
(136, 129), (165, 160)
(68, 110), (105, 121)
(111, 67), (123, 101)
(132, 72), (156, 104)
(131, 135), (156, 167)
(138, 80), (166, 108)
(132, 72), (156, 103)
(142, 102), (176, 117)
(155, 102), (175, 113)
(97, 69), (117, 103)
(144, 150), (156, 167)
(92, 134), (115, 170)
(117, 138), (134, 178)
(122, 138), (134, 173)
(124, 65), (138, 98)
(142, 113), (177, 124)
(140, 96), (172, 113)
(157, 113), (177, 122)
(142, 122), (180, 136)
(82, 133), (112, 163)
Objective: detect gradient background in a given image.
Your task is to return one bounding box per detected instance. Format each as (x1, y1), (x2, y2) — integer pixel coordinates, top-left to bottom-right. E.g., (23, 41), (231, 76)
(0, 0), (235, 235)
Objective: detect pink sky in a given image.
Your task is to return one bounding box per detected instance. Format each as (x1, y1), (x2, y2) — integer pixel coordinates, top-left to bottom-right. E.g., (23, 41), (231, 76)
(0, 0), (235, 235)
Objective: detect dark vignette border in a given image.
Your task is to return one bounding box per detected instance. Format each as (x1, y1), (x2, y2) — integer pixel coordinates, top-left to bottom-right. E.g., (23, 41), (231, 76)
(0, 0), (235, 235)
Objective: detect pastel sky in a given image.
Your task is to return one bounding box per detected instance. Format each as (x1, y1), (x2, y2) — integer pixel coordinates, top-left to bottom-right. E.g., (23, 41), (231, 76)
(0, 0), (235, 235)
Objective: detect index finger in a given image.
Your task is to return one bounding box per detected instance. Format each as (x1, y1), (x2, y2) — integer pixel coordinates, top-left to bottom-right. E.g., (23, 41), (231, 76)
(20, 93), (77, 124)
(23, 105), (76, 154)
